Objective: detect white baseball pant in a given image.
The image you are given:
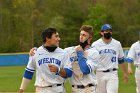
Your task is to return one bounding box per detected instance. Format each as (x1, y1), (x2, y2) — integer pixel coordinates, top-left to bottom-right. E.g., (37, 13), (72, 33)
(135, 66), (140, 93)
(96, 70), (118, 93)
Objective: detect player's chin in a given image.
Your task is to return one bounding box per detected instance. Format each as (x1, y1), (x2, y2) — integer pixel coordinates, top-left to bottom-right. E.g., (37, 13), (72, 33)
(56, 43), (59, 47)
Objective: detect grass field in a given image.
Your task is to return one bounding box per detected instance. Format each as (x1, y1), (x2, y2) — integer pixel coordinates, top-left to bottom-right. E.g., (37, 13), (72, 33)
(0, 65), (136, 93)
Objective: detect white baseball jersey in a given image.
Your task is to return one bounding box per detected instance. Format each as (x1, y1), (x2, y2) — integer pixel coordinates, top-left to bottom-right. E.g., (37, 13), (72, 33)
(64, 46), (99, 86)
(127, 41), (140, 65)
(91, 38), (124, 71)
(26, 45), (72, 87)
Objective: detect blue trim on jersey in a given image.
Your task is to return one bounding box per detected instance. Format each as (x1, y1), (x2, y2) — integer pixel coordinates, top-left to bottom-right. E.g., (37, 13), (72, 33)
(77, 51), (90, 75)
(24, 70), (34, 80)
(87, 64), (92, 73)
(118, 57), (125, 64)
(127, 58), (133, 63)
(26, 67), (35, 72)
(64, 68), (72, 78)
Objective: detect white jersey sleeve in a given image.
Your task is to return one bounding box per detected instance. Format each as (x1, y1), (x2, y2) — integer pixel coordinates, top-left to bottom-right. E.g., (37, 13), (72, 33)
(127, 44), (135, 61)
(26, 55), (36, 72)
(62, 51), (72, 71)
(85, 47), (100, 72)
(127, 41), (140, 65)
(118, 42), (125, 63)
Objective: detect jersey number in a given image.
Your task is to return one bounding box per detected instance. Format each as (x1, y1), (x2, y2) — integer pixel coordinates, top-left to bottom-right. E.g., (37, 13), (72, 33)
(111, 57), (116, 62)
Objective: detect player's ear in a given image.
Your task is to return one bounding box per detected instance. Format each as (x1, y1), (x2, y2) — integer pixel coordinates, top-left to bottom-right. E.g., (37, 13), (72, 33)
(46, 37), (50, 42)
(100, 32), (104, 36)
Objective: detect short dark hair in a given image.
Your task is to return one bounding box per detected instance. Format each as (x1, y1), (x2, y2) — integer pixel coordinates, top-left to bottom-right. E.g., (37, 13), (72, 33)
(41, 27), (57, 43)
(80, 25), (94, 36)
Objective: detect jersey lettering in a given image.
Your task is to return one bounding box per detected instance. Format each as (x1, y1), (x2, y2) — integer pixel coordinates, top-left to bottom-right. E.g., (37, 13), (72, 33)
(138, 52), (140, 56)
(111, 57), (116, 62)
(38, 58), (61, 66)
(99, 49), (116, 55)
(70, 56), (77, 62)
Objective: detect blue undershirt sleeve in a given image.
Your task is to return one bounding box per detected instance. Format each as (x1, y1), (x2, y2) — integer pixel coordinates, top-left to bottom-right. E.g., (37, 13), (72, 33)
(77, 51), (90, 75)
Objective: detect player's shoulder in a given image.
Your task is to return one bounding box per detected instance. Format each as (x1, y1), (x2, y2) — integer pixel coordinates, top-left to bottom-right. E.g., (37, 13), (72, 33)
(64, 46), (75, 51)
(131, 41), (140, 47)
(111, 38), (121, 45)
(86, 46), (99, 55)
(55, 47), (65, 53)
(133, 41), (139, 45)
(91, 38), (102, 46)
(64, 46), (76, 53)
(35, 46), (44, 52)
(86, 46), (100, 59)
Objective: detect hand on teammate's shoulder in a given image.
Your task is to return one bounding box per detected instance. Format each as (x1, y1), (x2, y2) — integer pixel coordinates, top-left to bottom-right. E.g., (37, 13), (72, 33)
(29, 47), (37, 56)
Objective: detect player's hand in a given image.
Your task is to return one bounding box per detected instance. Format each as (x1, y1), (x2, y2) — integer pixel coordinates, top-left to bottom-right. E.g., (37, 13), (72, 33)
(48, 64), (58, 73)
(19, 89), (24, 93)
(75, 45), (83, 52)
(123, 73), (128, 83)
(29, 47), (37, 56)
(128, 67), (133, 74)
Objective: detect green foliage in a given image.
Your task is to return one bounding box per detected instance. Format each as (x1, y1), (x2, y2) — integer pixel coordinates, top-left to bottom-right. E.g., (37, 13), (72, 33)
(84, 0), (140, 46)
(0, 0), (140, 52)
(84, 4), (108, 41)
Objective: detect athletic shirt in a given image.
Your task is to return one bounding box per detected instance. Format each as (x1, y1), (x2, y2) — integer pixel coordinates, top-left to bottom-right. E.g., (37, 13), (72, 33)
(64, 46), (99, 86)
(26, 45), (72, 87)
(91, 38), (124, 71)
(127, 41), (140, 65)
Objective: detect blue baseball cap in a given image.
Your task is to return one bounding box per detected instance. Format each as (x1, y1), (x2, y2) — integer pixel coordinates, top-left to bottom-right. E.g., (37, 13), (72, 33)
(101, 24), (112, 31)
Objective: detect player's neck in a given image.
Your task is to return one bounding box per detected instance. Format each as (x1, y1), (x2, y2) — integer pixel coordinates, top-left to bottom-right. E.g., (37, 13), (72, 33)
(102, 37), (112, 44)
(84, 45), (90, 50)
(44, 43), (56, 47)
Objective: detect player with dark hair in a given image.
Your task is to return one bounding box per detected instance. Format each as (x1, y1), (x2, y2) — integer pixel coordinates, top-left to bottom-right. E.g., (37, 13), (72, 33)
(19, 28), (72, 93)
(29, 25), (100, 93)
(91, 24), (128, 93)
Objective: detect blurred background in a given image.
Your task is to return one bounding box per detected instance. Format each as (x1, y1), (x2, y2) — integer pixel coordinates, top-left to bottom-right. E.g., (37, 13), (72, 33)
(0, 0), (140, 53)
(0, 0), (140, 92)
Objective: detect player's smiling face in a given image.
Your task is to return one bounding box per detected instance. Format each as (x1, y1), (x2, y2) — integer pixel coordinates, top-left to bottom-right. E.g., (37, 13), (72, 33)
(47, 32), (60, 47)
(79, 30), (90, 42)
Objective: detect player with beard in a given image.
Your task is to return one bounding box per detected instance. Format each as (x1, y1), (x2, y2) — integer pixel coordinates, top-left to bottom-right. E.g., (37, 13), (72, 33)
(91, 24), (128, 93)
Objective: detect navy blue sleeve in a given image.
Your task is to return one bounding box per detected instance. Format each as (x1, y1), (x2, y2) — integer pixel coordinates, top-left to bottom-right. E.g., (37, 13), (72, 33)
(118, 57), (125, 64)
(63, 68), (73, 78)
(77, 51), (90, 75)
(23, 70), (34, 80)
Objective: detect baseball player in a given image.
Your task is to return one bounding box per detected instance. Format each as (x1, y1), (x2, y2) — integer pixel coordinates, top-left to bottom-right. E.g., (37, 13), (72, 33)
(19, 28), (72, 93)
(64, 25), (100, 93)
(127, 32), (140, 93)
(29, 25), (100, 93)
(91, 24), (128, 93)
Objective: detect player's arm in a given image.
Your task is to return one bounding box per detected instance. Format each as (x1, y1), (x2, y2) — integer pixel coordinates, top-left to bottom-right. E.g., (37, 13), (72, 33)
(119, 61), (128, 83)
(127, 45), (135, 74)
(48, 52), (72, 78)
(128, 62), (133, 74)
(48, 64), (69, 78)
(118, 43), (128, 83)
(127, 58), (134, 74)
(19, 69), (35, 93)
(75, 45), (90, 75)
(61, 51), (73, 78)
(19, 77), (32, 93)
(19, 56), (35, 93)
